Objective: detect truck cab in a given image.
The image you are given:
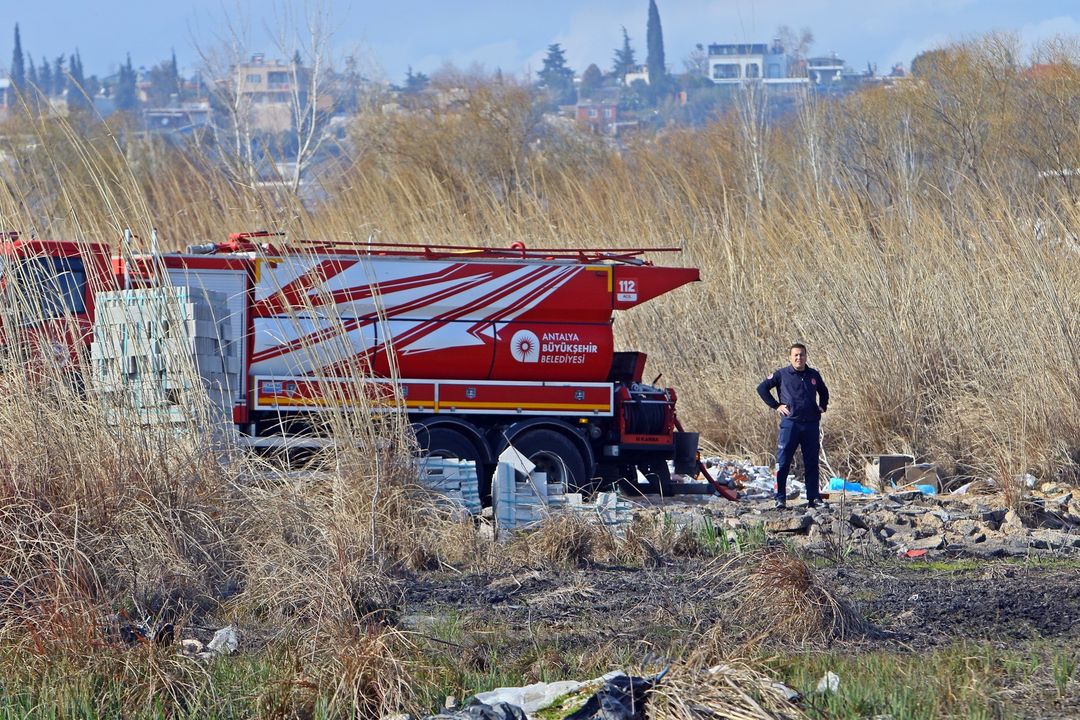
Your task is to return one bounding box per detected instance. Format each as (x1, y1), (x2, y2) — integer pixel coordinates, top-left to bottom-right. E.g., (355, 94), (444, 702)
(0, 235), (117, 367)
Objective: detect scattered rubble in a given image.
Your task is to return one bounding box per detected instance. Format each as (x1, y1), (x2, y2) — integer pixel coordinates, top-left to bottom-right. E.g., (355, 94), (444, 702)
(634, 480), (1080, 559)
(178, 625), (239, 660)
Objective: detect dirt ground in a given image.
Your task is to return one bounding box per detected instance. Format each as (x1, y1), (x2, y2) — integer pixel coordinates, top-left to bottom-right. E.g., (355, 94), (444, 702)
(401, 555), (1080, 652)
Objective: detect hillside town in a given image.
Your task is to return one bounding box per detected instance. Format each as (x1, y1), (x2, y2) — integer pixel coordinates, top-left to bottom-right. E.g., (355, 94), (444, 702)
(0, 3), (910, 194)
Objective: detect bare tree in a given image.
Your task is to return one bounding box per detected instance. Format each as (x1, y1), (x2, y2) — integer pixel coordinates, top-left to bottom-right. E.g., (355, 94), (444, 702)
(269, 1), (335, 194)
(776, 25), (814, 77)
(192, 7), (258, 185)
(683, 43), (708, 77)
(735, 81), (769, 212)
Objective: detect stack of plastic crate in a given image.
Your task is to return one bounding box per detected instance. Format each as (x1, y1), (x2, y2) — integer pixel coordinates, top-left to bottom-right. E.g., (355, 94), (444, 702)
(90, 287), (237, 427)
(570, 491), (633, 538)
(416, 457), (482, 514)
(492, 464), (567, 538)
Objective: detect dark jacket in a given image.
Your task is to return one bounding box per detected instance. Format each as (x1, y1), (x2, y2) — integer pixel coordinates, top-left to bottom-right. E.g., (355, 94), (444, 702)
(756, 365), (829, 423)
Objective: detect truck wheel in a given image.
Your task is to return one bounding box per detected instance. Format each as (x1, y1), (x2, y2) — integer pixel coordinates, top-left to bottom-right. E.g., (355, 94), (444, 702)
(637, 461), (673, 496)
(510, 429), (589, 494)
(419, 426), (481, 463)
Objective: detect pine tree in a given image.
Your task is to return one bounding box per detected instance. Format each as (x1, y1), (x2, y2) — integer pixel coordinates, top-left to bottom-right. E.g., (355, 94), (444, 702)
(645, 0), (667, 89)
(67, 49), (87, 111)
(147, 52), (181, 106)
(115, 53), (138, 111)
(580, 63), (603, 97)
(27, 57), (38, 89)
(403, 66), (429, 93)
(612, 26), (636, 79)
(39, 56), (52, 96)
(10, 24), (26, 90)
(53, 55), (65, 96)
(538, 43), (575, 105)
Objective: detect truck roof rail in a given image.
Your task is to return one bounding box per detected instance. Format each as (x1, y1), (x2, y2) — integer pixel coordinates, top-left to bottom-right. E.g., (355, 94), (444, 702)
(292, 239), (682, 264)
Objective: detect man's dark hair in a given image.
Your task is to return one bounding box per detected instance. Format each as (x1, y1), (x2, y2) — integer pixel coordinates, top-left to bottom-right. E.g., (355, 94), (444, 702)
(789, 343), (807, 353)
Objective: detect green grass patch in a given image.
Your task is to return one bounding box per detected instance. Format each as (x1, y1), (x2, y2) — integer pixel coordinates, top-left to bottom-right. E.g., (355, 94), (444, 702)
(769, 642), (1079, 719)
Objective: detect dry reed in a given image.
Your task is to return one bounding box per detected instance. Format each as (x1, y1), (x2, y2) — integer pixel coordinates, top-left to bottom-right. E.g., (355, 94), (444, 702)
(649, 659), (810, 720)
(716, 547), (872, 647)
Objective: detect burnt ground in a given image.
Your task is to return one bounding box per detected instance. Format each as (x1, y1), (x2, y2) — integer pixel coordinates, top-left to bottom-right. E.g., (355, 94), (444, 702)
(399, 558), (1080, 652)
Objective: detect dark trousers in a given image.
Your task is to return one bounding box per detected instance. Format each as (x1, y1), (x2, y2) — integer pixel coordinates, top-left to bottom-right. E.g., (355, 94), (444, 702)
(776, 419), (821, 501)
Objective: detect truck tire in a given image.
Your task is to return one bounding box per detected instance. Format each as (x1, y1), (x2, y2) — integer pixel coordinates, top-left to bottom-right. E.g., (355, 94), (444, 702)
(510, 429), (589, 494)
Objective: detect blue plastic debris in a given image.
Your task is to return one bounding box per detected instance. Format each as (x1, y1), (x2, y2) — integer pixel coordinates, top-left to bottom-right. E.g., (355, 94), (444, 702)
(827, 477), (876, 494)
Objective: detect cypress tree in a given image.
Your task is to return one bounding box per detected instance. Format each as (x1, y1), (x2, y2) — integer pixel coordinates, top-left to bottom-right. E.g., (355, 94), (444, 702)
(645, 0), (667, 89)
(115, 53), (138, 111)
(11, 24), (26, 90)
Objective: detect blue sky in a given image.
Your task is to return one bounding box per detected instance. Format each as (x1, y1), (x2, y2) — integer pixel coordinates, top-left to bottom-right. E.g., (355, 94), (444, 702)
(4, 1), (1080, 83)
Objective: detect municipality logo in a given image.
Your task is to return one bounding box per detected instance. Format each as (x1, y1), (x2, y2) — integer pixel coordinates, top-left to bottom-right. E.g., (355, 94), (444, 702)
(510, 329), (540, 363)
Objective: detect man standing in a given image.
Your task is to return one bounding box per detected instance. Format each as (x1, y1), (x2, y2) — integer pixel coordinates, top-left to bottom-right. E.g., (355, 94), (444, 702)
(756, 343), (829, 509)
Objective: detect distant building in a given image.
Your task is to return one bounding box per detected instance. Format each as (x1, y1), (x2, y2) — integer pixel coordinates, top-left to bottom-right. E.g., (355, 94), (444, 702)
(576, 100), (618, 135)
(0, 78), (11, 119)
(706, 41), (791, 83)
(235, 53), (310, 133)
(143, 102), (211, 134)
(807, 54), (845, 84)
(623, 65), (649, 86)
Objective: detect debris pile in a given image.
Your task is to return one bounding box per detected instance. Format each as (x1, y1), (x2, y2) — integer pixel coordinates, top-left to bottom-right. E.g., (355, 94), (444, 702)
(712, 485), (1080, 558)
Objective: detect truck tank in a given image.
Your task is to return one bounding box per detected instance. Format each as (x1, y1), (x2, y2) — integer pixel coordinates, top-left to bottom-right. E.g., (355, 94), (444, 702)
(241, 242), (699, 384)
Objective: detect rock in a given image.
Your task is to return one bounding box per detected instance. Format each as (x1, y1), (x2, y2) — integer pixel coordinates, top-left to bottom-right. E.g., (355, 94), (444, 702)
(1001, 510), (1026, 535)
(951, 520), (980, 537)
(915, 514), (945, 532)
(874, 525), (898, 541)
(178, 638), (203, 656)
(206, 625), (238, 656)
(816, 671), (840, 693)
(849, 513), (870, 530)
(927, 508), (951, 523)
(970, 538), (1029, 558)
(980, 508), (1007, 525)
(763, 514), (814, 534)
(909, 535), (945, 551)
(1029, 530), (1080, 551)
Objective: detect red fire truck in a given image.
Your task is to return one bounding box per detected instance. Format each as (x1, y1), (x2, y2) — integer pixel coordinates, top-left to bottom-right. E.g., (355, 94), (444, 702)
(0, 231), (709, 498)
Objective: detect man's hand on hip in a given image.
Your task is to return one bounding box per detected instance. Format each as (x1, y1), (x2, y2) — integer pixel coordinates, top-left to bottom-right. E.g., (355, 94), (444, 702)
(777, 404), (790, 416)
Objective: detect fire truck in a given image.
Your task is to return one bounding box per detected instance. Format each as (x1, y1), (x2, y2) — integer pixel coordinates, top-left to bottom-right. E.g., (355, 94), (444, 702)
(0, 231), (714, 499)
